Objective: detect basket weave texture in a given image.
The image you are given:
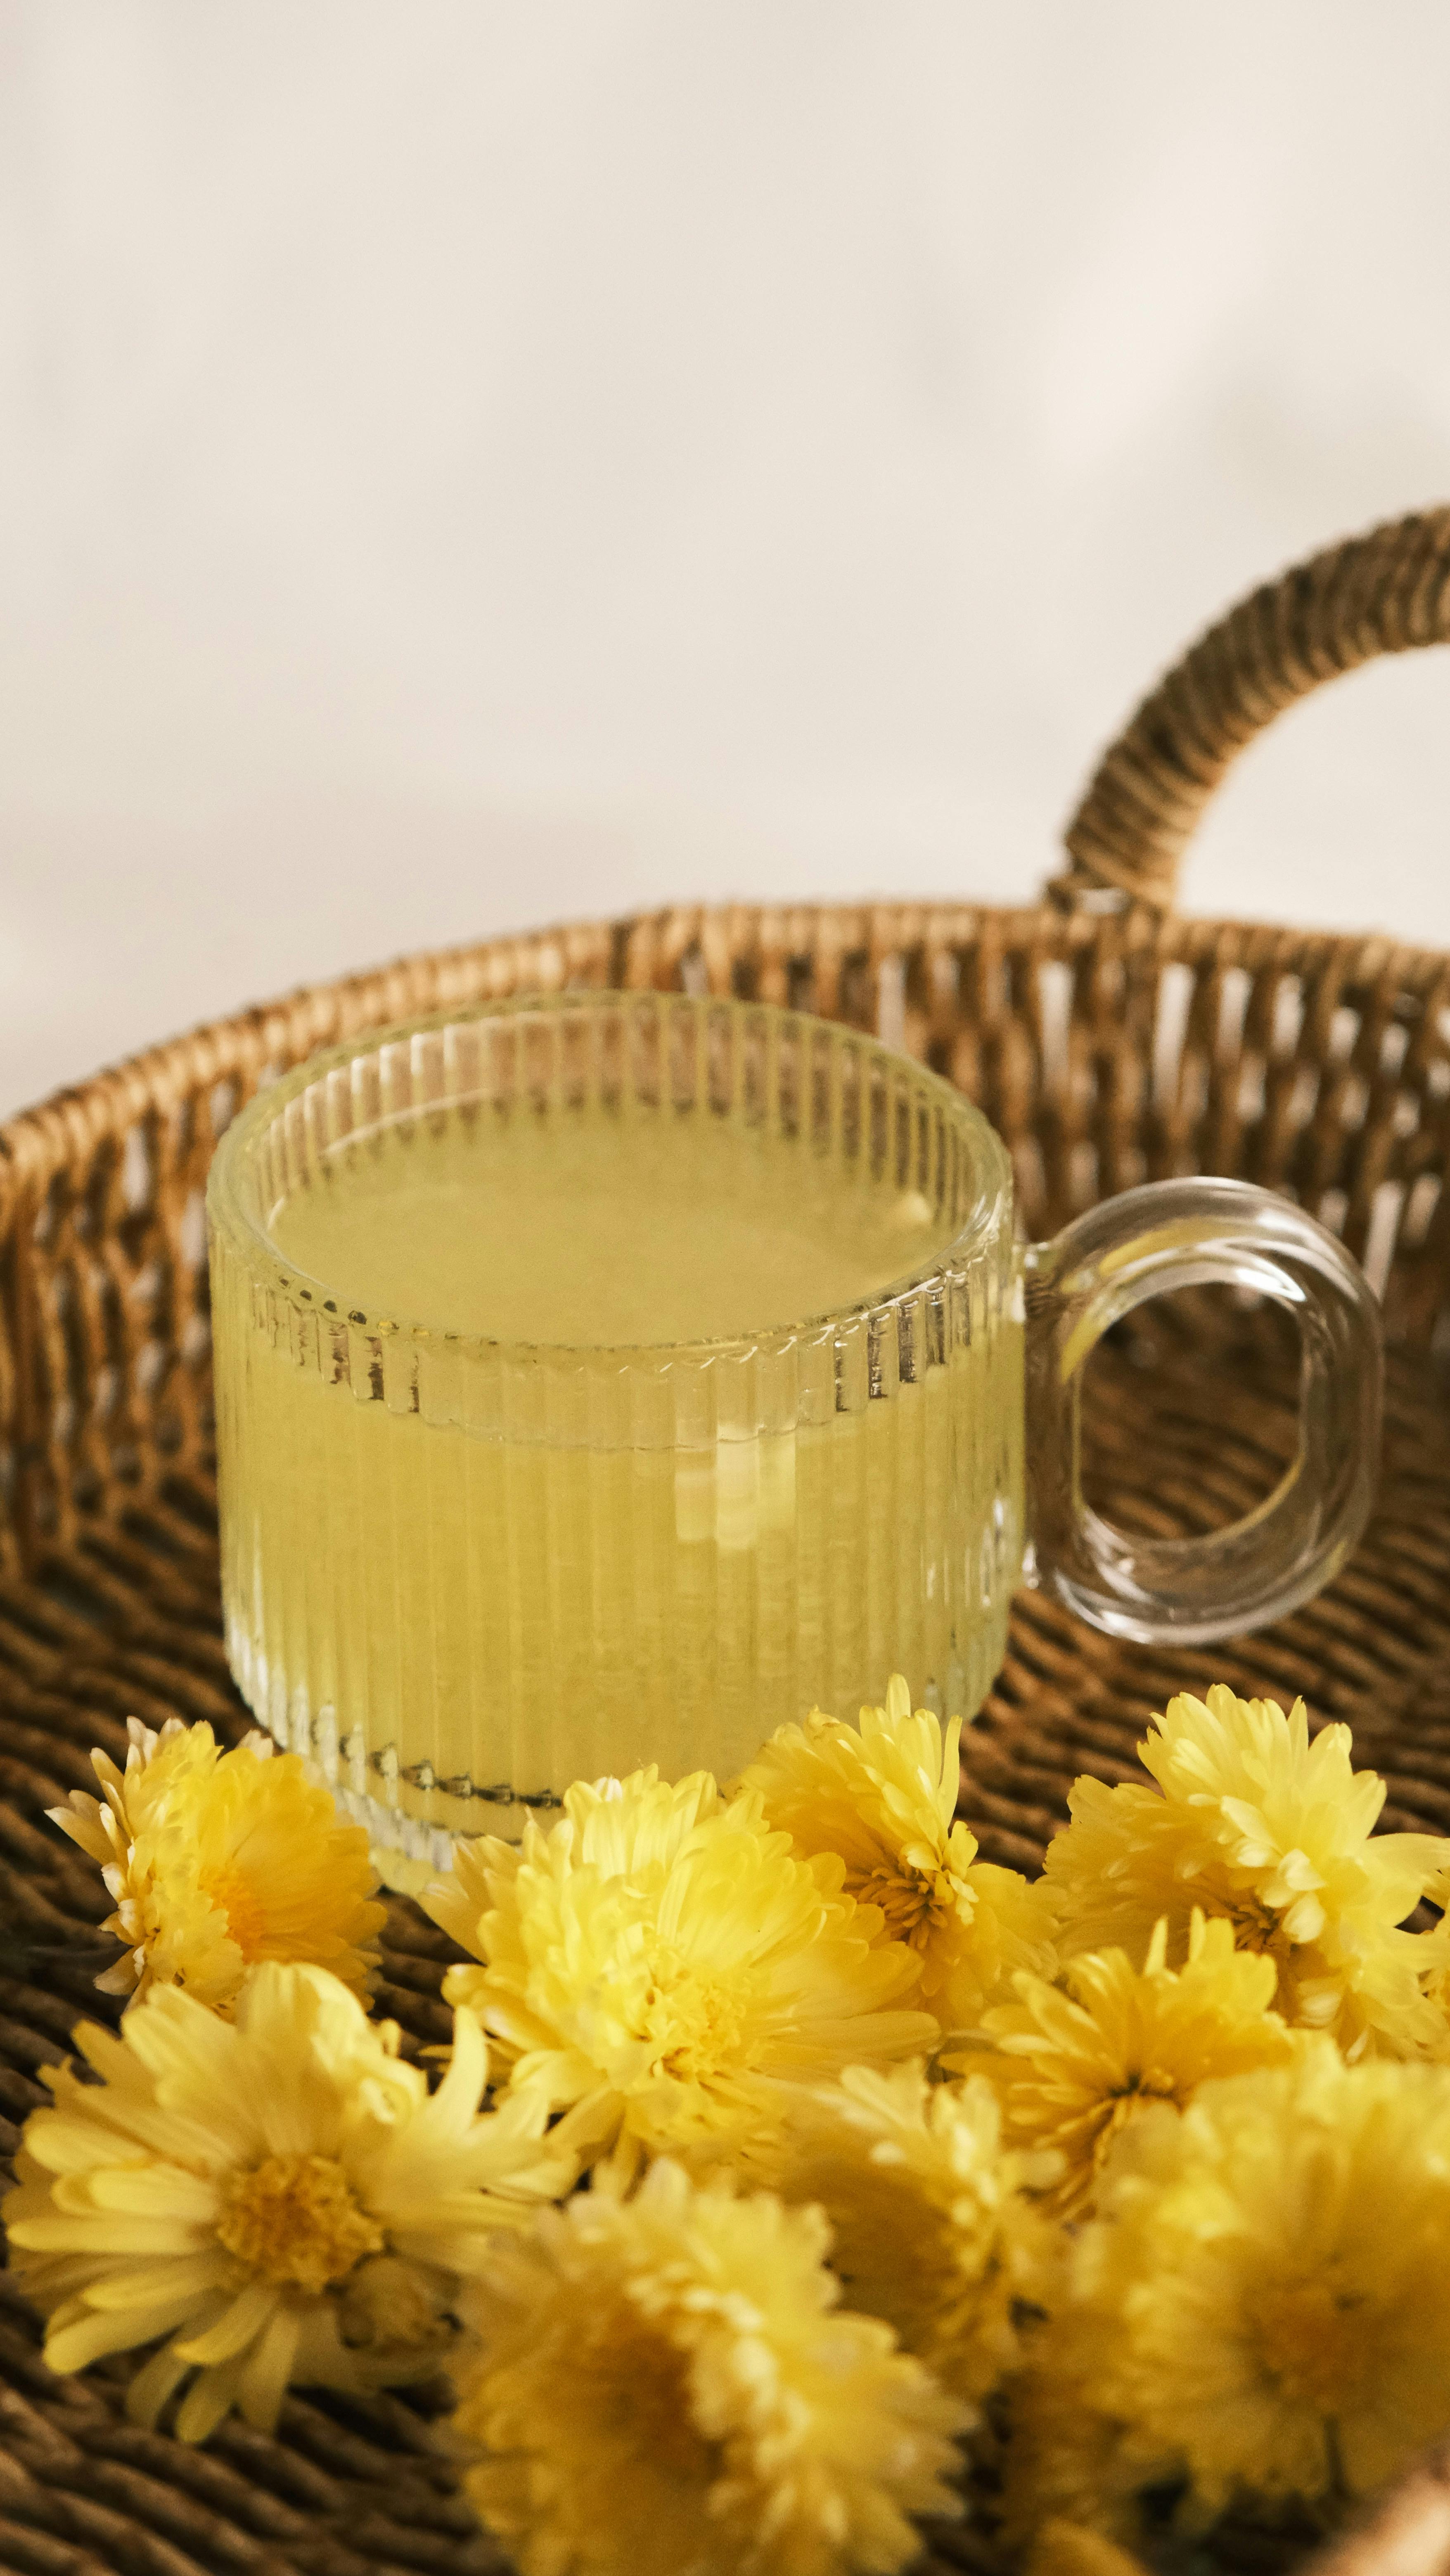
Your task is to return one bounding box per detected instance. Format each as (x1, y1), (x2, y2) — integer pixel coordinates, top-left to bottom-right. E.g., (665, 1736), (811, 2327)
(2, 506), (1450, 2576)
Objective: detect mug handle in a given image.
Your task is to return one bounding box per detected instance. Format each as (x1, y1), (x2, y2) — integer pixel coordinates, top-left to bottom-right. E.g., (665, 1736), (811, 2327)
(1022, 1177), (1383, 1645)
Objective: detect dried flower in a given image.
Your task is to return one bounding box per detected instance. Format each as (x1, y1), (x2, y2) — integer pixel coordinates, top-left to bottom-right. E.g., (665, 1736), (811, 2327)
(3, 1962), (575, 2442)
(1042, 1688), (1449, 2060)
(967, 1913), (1296, 2217)
(49, 1717), (383, 2013)
(423, 1766), (936, 2174)
(746, 2060), (1059, 2403)
(455, 2155), (967, 2576)
(737, 1677), (1057, 2029)
(1061, 2040), (1450, 2516)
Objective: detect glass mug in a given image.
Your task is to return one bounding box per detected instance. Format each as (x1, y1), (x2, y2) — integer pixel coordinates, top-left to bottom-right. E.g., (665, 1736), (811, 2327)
(207, 990), (1381, 1875)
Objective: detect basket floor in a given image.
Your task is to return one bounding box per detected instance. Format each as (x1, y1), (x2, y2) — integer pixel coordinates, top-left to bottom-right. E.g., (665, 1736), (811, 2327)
(0, 1322), (1444, 2576)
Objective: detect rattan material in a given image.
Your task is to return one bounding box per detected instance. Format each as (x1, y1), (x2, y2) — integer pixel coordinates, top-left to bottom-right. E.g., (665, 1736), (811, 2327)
(2, 508), (1450, 2576)
(1059, 503), (1450, 909)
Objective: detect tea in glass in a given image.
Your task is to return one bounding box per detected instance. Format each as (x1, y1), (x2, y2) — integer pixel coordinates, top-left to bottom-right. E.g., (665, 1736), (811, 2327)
(209, 997), (1021, 1868)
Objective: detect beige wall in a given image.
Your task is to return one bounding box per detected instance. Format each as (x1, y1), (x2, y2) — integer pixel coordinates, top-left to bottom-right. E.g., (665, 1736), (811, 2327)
(3, 0), (1449, 1113)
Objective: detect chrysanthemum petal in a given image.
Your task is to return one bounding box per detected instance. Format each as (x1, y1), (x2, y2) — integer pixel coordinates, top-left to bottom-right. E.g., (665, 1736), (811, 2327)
(174, 2359), (247, 2447)
(47, 2289), (211, 2373)
(237, 2302), (303, 2433)
(71, 2164), (220, 2222)
(12, 2211), (196, 2256)
(426, 1996), (489, 2134)
(126, 2337), (194, 2428)
(74, 2254), (232, 2313)
(175, 2279), (280, 2367)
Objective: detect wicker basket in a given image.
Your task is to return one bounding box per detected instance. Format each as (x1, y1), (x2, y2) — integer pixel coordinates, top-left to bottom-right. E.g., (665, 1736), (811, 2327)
(2, 505), (1449, 2576)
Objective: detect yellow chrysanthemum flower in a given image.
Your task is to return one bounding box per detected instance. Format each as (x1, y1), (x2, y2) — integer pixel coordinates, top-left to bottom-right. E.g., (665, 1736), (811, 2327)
(744, 2060), (1059, 2404)
(49, 1717), (384, 2012)
(967, 1913), (1296, 2217)
(736, 1676), (1057, 2029)
(3, 1961), (576, 2443)
(423, 1766), (936, 2172)
(1065, 2040), (1450, 2517)
(1042, 1687), (1450, 2060)
(455, 2155), (968, 2576)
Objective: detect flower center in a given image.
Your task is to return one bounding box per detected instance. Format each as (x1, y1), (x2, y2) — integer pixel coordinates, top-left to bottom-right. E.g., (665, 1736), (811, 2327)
(1053, 2070), (1183, 2208)
(198, 1861), (268, 1962)
(587, 2316), (716, 2485)
(1248, 2277), (1368, 2414)
(846, 1861), (951, 1947)
(1095, 2072), (1181, 2143)
(635, 1947), (756, 2086)
(216, 2153), (384, 2293)
(1219, 1892), (1290, 1962)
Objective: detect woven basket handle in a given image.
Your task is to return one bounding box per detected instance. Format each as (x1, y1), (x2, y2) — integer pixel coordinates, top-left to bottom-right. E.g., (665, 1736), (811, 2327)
(1055, 504), (1450, 911)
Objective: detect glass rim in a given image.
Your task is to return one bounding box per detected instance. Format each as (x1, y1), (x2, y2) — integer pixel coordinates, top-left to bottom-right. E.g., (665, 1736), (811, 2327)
(206, 988), (1015, 1362)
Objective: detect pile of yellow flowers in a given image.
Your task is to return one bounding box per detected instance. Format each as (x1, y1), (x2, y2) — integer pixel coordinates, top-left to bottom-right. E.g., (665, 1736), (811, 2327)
(9, 1683), (1450, 2576)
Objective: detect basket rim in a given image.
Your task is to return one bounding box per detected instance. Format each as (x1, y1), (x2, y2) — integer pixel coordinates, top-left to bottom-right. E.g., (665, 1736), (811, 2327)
(5, 893), (1448, 1214)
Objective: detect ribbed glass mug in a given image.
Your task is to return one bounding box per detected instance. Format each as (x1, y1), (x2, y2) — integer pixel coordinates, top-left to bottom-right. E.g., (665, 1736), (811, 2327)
(207, 990), (1382, 1877)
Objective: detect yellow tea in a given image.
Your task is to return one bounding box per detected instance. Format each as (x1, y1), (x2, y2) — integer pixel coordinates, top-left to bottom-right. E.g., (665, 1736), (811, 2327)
(210, 997), (1023, 1869)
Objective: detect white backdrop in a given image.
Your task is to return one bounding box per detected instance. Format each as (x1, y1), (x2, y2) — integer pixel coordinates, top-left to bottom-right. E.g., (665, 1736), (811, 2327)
(3, 1), (1450, 1116)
